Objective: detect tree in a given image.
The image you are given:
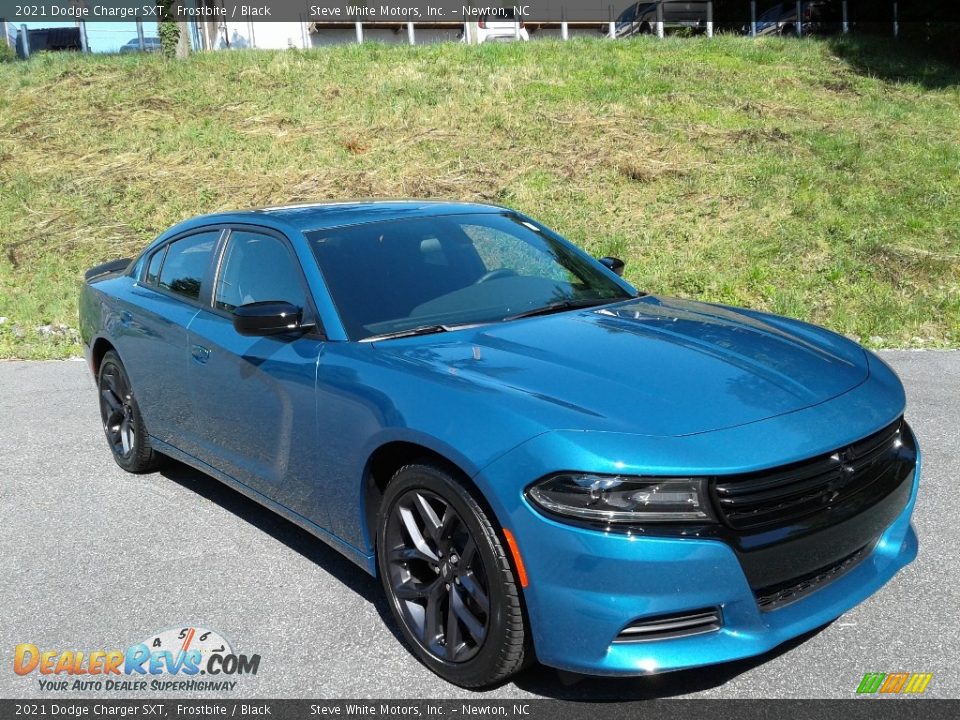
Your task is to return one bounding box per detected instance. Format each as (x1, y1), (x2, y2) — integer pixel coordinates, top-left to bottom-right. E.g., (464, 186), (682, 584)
(157, 1), (192, 59)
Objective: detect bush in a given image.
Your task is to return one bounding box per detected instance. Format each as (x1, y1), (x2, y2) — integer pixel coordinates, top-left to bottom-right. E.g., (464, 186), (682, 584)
(0, 41), (16, 64)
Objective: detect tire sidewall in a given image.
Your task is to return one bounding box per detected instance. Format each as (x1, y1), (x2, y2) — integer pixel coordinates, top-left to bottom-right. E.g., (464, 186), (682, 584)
(376, 464), (518, 687)
(98, 351), (150, 472)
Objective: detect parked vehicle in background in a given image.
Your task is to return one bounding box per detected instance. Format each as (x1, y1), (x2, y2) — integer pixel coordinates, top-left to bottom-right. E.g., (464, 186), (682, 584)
(611, 1), (710, 37)
(119, 37), (162, 53)
(744, 1), (841, 36)
(474, 9), (529, 43)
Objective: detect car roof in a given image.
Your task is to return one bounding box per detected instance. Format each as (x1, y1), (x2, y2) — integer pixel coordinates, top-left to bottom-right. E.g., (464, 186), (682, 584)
(173, 200), (509, 235)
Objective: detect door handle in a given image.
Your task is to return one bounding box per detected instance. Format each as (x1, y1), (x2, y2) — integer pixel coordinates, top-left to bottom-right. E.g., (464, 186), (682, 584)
(191, 344), (211, 364)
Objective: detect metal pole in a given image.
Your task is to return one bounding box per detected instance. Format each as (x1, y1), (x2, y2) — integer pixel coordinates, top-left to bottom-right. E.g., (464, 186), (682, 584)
(656, 2), (664, 38)
(19, 23), (29, 58)
(0, 20), (8, 48)
(78, 20), (89, 52)
(706, 1), (713, 37)
(842, 0), (848, 33)
(893, 2), (899, 38)
(514, 20), (520, 40)
(608, 5), (615, 38)
(407, 21), (415, 45)
(136, 19), (146, 51)
(355, 22), (363, 43)
(751, 0), (757, 37)
(796, 1), (802, 37)
(561, 21), (568, 40)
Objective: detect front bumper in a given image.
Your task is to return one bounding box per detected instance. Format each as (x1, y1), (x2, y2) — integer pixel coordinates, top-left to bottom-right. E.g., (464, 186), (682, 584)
(479, 431), (920, 676)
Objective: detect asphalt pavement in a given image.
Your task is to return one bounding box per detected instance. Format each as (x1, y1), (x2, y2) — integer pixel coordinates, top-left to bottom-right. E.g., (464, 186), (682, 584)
(1, 351), (957, 700)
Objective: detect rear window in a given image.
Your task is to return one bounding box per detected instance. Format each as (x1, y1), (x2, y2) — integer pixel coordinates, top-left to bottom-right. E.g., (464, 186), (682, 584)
(157, 232), (219, 301)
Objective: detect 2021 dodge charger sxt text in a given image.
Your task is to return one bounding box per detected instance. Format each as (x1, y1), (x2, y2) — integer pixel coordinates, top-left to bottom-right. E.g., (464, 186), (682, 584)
(80, 201), (920, 687)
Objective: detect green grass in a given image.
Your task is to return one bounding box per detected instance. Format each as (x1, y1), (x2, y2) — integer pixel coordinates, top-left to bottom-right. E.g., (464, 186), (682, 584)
(1, 35), (958, 358)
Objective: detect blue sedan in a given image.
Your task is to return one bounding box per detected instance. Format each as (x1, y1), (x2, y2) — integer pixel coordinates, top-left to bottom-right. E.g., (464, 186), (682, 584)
(79, 201), (919, 687)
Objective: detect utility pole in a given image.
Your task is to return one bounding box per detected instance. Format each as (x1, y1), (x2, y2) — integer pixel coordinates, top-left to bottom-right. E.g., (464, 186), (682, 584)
(19, 23), (29, 59)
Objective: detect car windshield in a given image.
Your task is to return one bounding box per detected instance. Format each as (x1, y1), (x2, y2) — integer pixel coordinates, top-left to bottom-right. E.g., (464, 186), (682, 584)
(307, 213), (632, 340)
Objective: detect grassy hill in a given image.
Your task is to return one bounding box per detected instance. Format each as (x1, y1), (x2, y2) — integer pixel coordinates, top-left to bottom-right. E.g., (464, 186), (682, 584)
(0, 35), (958, 358)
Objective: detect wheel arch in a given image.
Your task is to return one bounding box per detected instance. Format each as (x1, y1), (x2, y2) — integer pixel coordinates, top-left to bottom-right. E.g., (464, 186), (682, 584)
(362, 438), (537, 670)
(91, 336), (118, 377)
(362, 440), (482, 560)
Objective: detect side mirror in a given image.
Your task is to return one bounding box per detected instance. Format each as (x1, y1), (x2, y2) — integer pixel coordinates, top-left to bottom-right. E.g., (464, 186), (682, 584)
(233, 301), (305, 337)
(599, 256), (626, 277)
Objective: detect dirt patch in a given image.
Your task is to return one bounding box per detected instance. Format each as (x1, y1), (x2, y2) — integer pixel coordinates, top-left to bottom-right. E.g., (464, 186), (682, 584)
(616, 159), (684, 183)
(731, 127), (793, 145)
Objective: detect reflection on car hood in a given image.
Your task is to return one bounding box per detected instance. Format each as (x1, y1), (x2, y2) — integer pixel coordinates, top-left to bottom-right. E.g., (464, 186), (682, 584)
(373, 296), (869, 437)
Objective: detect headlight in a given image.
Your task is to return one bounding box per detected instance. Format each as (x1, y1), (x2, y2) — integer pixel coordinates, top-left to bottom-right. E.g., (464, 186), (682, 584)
(527, 473), (715, 524)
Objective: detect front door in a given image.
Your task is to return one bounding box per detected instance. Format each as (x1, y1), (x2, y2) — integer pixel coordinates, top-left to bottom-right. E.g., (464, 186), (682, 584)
(186, 228), (324, 508)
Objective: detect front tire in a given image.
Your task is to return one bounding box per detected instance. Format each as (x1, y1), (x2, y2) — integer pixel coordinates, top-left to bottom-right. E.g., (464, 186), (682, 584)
(377, 463), (529, 688)
(97, 350), (161, 473)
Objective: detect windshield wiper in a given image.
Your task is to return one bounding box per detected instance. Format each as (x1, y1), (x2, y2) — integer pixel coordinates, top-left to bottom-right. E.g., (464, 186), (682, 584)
(364, 298), (634, 340)
(362, 325), (451, 342)
(362, 322), (488, 342)
(504, 297), (620, 321)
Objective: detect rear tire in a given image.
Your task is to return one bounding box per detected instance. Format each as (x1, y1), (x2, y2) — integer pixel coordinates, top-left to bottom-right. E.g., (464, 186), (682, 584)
(97, 350), (161, 473)
(377, 463), (529, 688)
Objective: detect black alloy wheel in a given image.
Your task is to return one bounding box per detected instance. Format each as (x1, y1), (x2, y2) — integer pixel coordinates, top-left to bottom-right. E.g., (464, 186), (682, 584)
(377, 464), (529, 687)
(97, 350), (161, 473)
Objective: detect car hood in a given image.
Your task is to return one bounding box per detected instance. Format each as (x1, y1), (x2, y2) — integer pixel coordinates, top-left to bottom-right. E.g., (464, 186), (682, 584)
(372, 296), (869, 437)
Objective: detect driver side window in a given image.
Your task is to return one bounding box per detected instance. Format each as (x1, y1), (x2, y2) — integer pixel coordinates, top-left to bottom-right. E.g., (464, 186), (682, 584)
(214, 231), (306, 313)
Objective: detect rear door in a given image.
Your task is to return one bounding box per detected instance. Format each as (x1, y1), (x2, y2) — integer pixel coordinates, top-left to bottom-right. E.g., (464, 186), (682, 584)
(185, 226), (325, 510)
(121, 229), (222, 452)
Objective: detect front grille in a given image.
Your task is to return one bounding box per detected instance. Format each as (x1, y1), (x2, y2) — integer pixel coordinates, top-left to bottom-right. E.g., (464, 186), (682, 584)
(755, 543), (872, 611)
(613, 608), (722, 643)
(712, 419), (905, 531)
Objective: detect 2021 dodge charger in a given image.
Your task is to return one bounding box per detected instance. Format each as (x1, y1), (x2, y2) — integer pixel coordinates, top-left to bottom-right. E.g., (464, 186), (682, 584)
(80, 201), (920, 687)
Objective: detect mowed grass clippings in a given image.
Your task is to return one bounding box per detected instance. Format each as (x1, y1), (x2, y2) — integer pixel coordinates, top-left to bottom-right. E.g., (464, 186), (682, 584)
(0, 35), (957, 358)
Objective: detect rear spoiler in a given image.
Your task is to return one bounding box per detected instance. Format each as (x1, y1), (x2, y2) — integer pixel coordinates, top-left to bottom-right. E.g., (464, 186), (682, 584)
(84, 258), (133, 283)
